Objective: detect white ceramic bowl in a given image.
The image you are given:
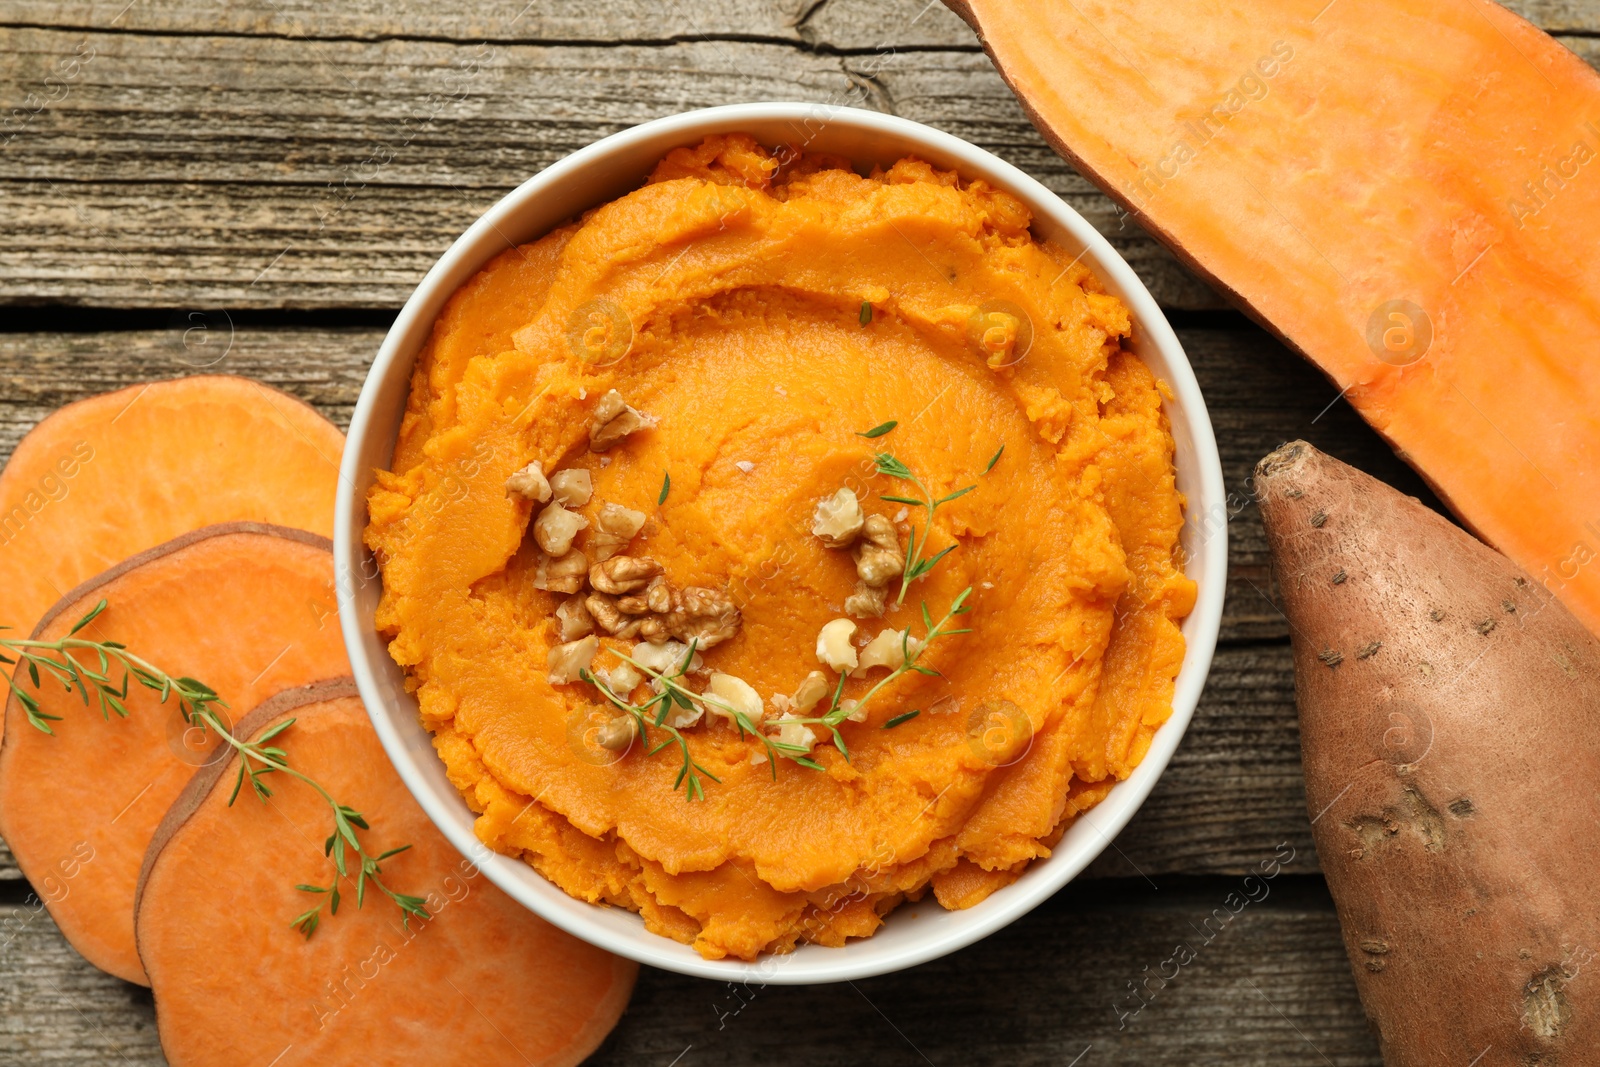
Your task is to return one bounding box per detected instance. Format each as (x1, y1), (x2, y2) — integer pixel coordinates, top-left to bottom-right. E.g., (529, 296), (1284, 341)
(335, 102), (1226, 984)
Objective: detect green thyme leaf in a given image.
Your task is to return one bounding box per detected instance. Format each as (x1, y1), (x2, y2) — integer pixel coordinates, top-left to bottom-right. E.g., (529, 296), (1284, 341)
(858, 420), (898, 439)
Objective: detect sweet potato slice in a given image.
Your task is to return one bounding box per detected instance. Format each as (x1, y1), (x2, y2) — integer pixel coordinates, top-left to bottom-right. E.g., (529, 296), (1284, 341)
(1257, 442), (1600, 1062)
(0, 375), (344, 638)
(0, 523), (349, 985)
(948, 0), (1600, 635)
(137, 680), (637, 1067)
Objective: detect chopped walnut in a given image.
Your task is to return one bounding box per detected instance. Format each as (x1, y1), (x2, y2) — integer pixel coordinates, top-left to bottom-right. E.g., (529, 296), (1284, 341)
(854, 514), (904, 588)
(547, 635), (598, 685)
(792, 670), (830, 714)
(645, 575), (674, 614)
(812, 487), (865, 548)
(705, 672), (763, 728)
(618, 575), (674, 616)
(772, 714), (817, 756)
(854, 627), (922, 676)
(596, 714), (637, 751)
(633, 640), (702, 680)
(816, 618), (859, 672)
(596, 655), (643, 695)
(586, 593), (642, 639)
(590, 555), (663, 595)
(840, 699), (865, 724)
(843, 581), (887, 618)
(588, 389), (656, 452)
(590, 502), (648, 562)
(638, 616), (671, 644)
(663, 586), (742, 650)
(535, 548), (588, 595)
(534, 501), (589, 557)
(549, 468), (593, 507)
(554, 594), (594, 641)
(666, 703), (703, 729)
(506, 461), (552, 502)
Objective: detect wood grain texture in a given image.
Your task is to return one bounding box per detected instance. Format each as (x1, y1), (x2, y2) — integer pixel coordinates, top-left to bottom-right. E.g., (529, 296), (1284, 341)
(8, 8), (1591, 310)
(0, 0), (1592, 44)
(0, 879), (1380, 1066)
(0, 24), (1213, 309)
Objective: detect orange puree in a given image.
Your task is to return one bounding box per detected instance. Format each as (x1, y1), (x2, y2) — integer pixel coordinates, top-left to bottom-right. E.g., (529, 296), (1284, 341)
(365, 135), (1195, 960)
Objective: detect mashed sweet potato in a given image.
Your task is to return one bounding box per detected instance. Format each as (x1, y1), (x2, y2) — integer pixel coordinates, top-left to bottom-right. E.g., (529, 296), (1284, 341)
(366, 135), (1196, 960)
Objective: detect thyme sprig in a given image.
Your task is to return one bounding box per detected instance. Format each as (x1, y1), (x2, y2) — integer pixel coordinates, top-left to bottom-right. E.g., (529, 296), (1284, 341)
(578, 591), (973, 792)
(581, 641), (724, 800)
(1, 598), (428, 939)
(780, 587), (973, 760)
(875, 452), (975, 607)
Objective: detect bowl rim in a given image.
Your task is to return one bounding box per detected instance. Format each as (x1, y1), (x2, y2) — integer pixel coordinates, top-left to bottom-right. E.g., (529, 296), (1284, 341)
(335, 101), (1227, 984)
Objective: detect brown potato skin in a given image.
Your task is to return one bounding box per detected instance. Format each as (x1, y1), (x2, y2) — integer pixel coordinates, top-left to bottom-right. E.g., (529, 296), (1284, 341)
(1257, 442), (1600, 1065)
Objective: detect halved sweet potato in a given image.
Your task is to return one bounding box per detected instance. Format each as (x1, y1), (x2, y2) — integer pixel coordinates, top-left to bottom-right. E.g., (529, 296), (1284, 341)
(0, 523), (349, 984)
(1257, 442), (1600, 1061)
(948, 0), (1600, 634)
(137, 680), (636, 1067)
(0, 375), (344, 638)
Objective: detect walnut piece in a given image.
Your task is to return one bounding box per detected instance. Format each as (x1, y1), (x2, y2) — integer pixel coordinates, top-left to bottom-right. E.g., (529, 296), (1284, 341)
(816, 618), (859, 672)
(535, 548), (588, 595)
(854, 514), (904, 588)
(586, 593), (642, 639)
(590, 555), (663, 595)
(843, 581), (888, 618)
(547, 635), (598, 685)
(596, 714), (637, 751)
(590, 502), (647, 562)
(663, 586), (741, 650)
(506, 461), (552, 502)
(588, 389), (656, 452)
(549, 468), (593, 507)
(633, 640), (703, 679)
(854, 627), (922, 676)
(771, 715), (817, 756)
(812, 487), (865, 548)
(618, 575), (673, 616)
(534, 501), (589, 557)
(554, 594), (594, 640)
(645, 575), (674, 614)
(705, 672), (763, 728)
(595, 655), (643, 695)
(791, 670), (830, 714)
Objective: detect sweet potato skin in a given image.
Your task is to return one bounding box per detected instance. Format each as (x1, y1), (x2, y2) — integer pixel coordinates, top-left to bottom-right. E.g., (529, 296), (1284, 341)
(1257, 442), (1600, 1064)
(136, 681), (637, 1067)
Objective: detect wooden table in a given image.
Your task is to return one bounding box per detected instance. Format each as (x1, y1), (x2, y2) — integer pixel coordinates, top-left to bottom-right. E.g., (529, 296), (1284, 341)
(3, 2), (1592, 1061)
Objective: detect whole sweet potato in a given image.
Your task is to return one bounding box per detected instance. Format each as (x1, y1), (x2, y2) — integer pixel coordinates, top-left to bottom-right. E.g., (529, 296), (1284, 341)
(1257, 441), (1600, 1064)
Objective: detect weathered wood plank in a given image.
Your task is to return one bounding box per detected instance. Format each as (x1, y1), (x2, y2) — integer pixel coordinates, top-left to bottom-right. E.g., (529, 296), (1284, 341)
(0, 0), (1593, 45)
(5, 21), (1592, 310)
(0, 26), (1218, 310)
(0, 878), (1379, 1066)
